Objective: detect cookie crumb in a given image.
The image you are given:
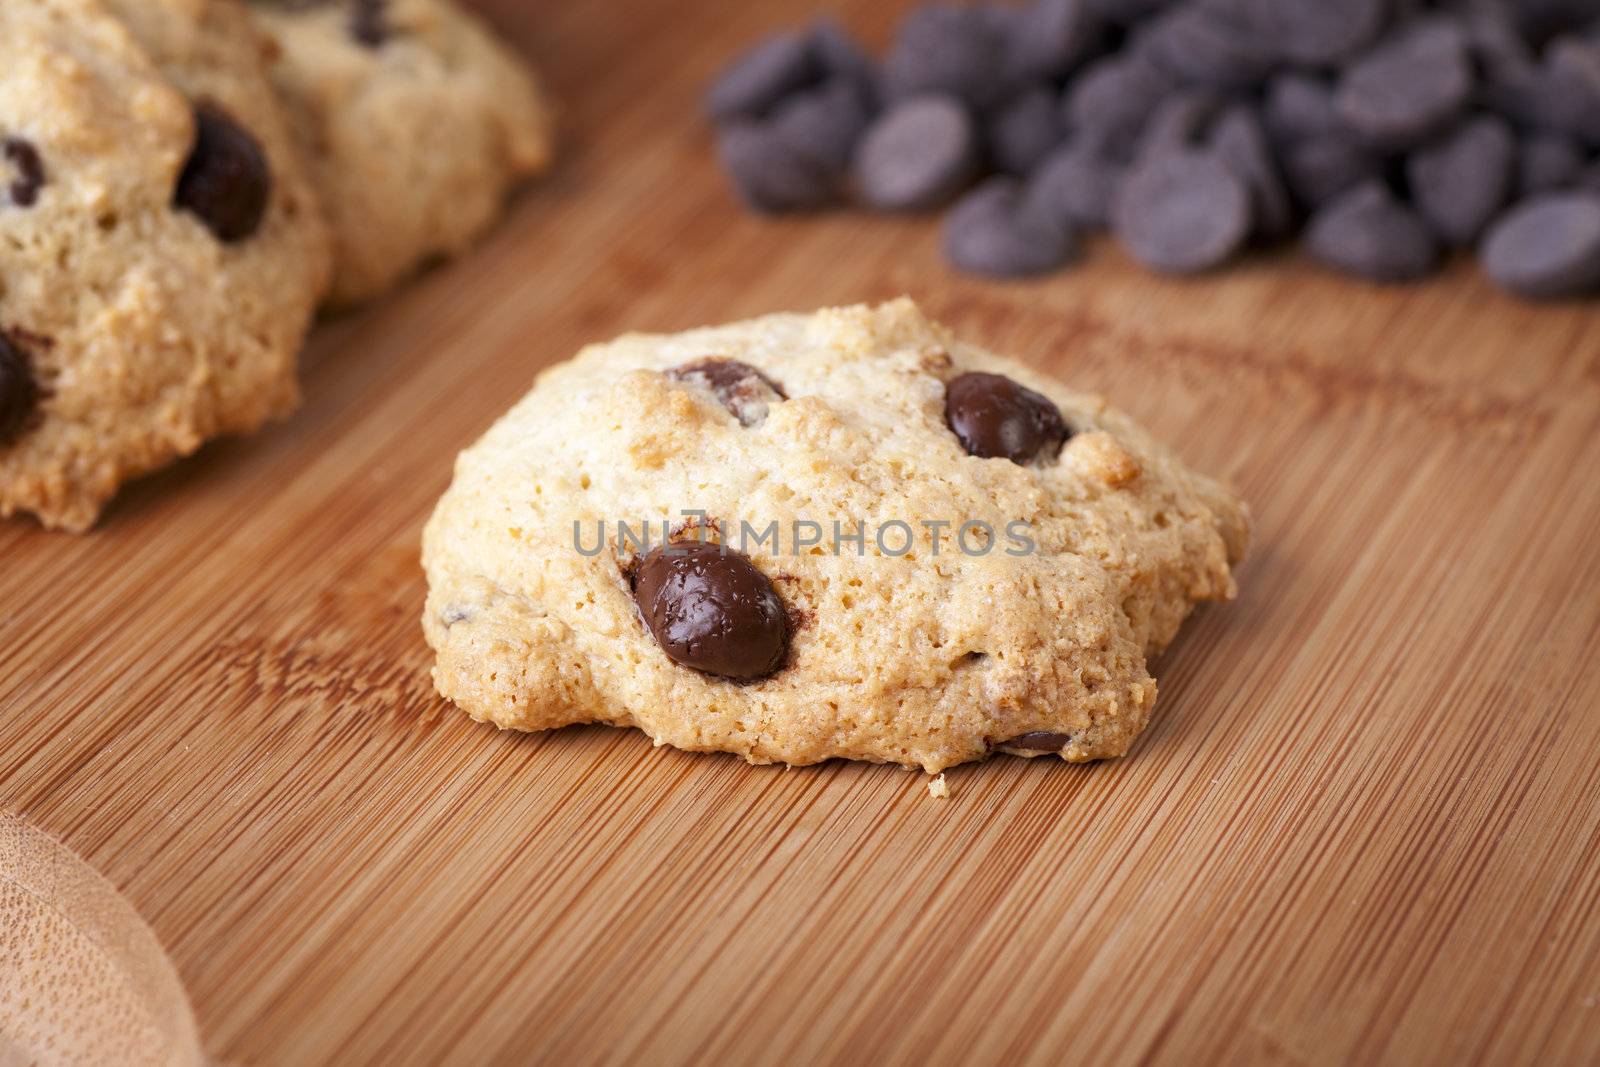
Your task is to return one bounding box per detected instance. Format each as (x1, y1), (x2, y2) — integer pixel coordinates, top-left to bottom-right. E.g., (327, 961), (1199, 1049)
(927, 773), (950, 799)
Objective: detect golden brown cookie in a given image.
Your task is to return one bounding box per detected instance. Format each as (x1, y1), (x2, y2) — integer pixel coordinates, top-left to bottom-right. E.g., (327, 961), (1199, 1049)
(422, 300), (1248, 773)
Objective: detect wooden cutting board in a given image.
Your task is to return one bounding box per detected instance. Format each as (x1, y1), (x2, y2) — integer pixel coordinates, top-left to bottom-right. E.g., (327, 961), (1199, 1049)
(4, 1), (1599, 1063)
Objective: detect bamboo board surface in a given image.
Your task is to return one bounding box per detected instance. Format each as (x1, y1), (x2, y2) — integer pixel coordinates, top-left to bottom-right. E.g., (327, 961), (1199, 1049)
(5, 1), (1600, 1063)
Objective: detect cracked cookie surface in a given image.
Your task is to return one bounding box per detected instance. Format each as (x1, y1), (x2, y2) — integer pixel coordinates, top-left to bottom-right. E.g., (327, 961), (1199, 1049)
(423, 299), (1248, 773)
(248, 0), (554, 305)
(0, 0), (330, 531)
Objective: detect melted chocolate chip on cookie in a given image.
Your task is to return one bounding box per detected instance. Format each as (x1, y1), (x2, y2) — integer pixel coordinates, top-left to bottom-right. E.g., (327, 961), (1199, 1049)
(945, 371), (1070, 465)
(668, 358), (787, 427)
(350, 0), (390, 46)
(4, 138), (45, 208)
(999, 731), (1074, 752)
(0, 333), (40, 447)
(175, 104), (271, 243)
(632, 540), (789, 680)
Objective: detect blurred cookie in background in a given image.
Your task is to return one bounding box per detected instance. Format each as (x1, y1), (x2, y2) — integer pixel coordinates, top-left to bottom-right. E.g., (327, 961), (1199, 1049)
(249, 0), (555, 306)
(0, 0), (330, 531)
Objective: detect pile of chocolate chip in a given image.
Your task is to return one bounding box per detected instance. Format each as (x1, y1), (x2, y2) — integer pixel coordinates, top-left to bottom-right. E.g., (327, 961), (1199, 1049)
(706, 0), (1600, 300)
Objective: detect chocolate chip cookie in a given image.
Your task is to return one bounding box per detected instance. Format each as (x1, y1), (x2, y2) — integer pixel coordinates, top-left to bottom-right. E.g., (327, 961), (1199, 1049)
(0, 0), (331, 532)
(423, 300), (1248, 773)
(247, 0), (554, 306)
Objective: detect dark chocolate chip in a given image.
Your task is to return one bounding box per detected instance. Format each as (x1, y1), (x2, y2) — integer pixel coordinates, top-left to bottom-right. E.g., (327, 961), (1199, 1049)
(705, 31), (818, 122)
(1262, 73), (1344, 147)
(1006, 0), (1105, 83)
(1481, 192), (1600, 298)
(1304, 180), (1440, 282)
(1085, 0), (1170, 25)
(986, 86), (1066, 175)
(768, 78), (872, 174)
(717, 121), (838, 213)
(4, 138), (45, 208)
(882, 6), (1007, 108)
(1025, 141), (1124, 230)
(1281, 133), (1382, 210)
(1062, 53), (1175, 162)
(1508, 0), (1597, 43)
(1135, 4), (1273, 91)
(0, 333), (39, 448)
(349, 0), (388, 47)
(1463, 7), (1533, 77)
(1489, 37), (1600, 142)
(1485, 52), (1559, 131)
(1517, 132), (1584, 196)
(1335, 18), (1473, 150)
(945, 371), (1070, 465)
(943, 176), (1078, 278)
(1113, 149), (1251, 273)
(1211, 105), (1296, 241)
(1137, 91), (1222, 159)
(999, 731), (1074, 751)
(1406, 115), (1515, 245)
(1244, 0), (1389, 66)
(1540, 37), (1600, 145)
(174, 104), (271, 243)
(667, 358), (787, 426)
(854, 95), (979, 211)
(632, 540), (788, 681)
(1579, 160), (1600, 193)
(811, 19), (880, 104)
(981, 3), (1026, 42)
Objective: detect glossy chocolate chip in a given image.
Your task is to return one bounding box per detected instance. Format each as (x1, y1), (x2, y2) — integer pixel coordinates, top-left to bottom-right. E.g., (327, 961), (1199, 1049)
(1000, 731), (1074, 751)
(667, 358), (787, 426)
(174, 104), (271, 243)
(632, 540), (788, 681)
(945, 371), (1070, 465)
(0, 333), (39, 447)
(4, 138), (45, 207)
(350, 0), (389, 47)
